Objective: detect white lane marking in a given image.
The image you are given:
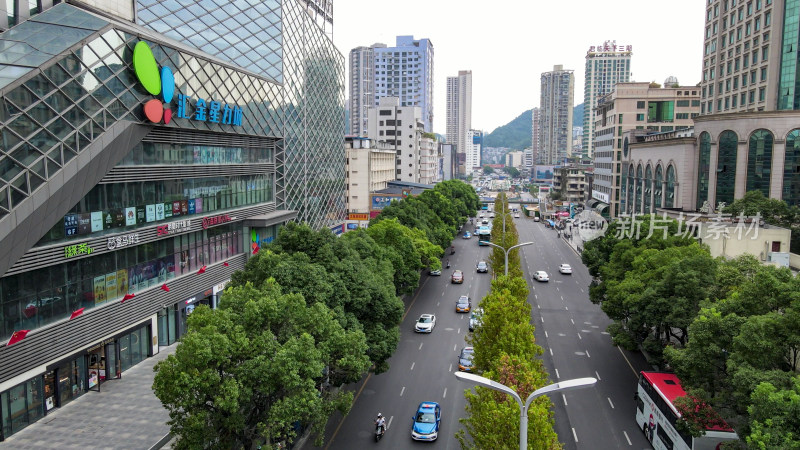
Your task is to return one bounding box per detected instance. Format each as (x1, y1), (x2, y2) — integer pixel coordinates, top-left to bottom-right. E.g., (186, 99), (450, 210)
(549, 348), (553, 356)
(411, 362), (415, 370)
(443, 388), (447, 398)
(555, 368), (560, 379)
(572, 427), (578, 443)
(400, 386), (405, 396)
(437, 302), (440, 307)
(541, 317), (544, 323)
(562, 394), (568, 406)
(544, 331), (548, 338)
(571, 318), (575, 325)
(454, 344), (457, 351)
(388, 416), (394, 430)
(595, 370), (601, 380)
(449, 363), (453, 372)
(623, 431), (632, 445)
(442, 291), (445, 296)
(419, 342), (423, 350)
(535, 294), (538, 299)
(565, 306), (569, 311)
(608, 397), (615, 409)
(457, 328), (461, 334)
(560, 295), (564, 301)
(580, 288), (584, 293)
(586, 350), (591, 358)
(556, 287), (560, 291)
(537, 303), (540, 309)
(577, 333), (582, 340)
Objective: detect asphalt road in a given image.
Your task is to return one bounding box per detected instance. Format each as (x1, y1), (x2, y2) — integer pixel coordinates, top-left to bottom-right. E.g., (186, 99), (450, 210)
(320, 211), (654, 449)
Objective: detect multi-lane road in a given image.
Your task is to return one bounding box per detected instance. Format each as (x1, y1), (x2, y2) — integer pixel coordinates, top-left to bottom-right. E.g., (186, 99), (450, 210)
(320, 210), (653, 449)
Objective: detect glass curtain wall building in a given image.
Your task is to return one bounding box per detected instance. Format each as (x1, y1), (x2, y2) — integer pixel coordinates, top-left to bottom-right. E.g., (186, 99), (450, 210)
(0, 0), (344, 441)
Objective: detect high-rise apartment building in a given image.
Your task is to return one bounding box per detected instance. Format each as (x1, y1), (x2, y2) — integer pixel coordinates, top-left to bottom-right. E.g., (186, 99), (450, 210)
(531, 107), (541, 165)
(465, 129), (483, 173)
(591, 82), (700, 217)
(350, 37), (434, 134)
(540, 65), (575, 165)
(700, 0), (791, 114)
(582, 41), (632, 158)
(446, 70), (472, 174)
(0, 0), (344, 440)
(349, 45), (381, 136)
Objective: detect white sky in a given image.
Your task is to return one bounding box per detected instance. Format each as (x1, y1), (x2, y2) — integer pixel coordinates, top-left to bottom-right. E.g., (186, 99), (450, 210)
(332, 0), (706, 135)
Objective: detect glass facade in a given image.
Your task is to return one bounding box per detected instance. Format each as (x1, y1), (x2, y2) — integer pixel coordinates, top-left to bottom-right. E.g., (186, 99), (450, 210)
(654, 165), (663, 209)
(647, 101), (674, 122)
(1, 226), (241, 341)
(118, 141), (274, 166)
(665, 165), (676, 208)
(0, 377), (43, 440)
(36, 173), (272, 246)
(784, 129), (800, 206)
(779, 0), (800, 109)
(635, 165), (643, 213)
(644, 165), (653, 213)
(746, 129), (774, 196)
(716, 131), (739, 206)
(697, 132), (712, 209)
(627, 165), (635, 214)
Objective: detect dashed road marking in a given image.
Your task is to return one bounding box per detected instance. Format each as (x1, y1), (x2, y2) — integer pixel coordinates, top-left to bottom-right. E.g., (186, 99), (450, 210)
(608, 397), (615, 409)
(400, 386), (405, 396)
(419, 342), (423, 350)
(623, 431), (632, 445)
(555, 368), (560, 379)
(443, 388), (447, 398)
(411, 362), (415, 370)
(595, 370), (601, 380)
(572, 427), (578, 443)
(562, 394), (568, 406)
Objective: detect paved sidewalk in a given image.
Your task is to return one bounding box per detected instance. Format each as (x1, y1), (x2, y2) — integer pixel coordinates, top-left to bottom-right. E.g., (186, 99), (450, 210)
(4, 344), (177, 449)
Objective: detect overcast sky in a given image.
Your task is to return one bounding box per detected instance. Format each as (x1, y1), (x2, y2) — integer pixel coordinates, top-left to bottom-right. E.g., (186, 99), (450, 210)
(332, 0), (706, 135)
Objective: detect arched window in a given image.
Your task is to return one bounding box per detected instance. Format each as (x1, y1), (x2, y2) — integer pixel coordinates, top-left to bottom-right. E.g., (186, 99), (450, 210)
(716, 130), (738, 206)
(697, 132), (711, 209)
(627, 165), (635, 214)
(654, 165), (663, 209)
(785, 129), (800, 207)
(644, 165), (653, 213)
(747, 129), (774, 197)
(666, 165), (676, 208)
(635, 164), (643, 214)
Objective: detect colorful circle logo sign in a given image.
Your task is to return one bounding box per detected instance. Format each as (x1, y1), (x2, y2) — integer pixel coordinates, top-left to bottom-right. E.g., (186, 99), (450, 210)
(572, 209), (608, 242)
(132, 41), (175, 124)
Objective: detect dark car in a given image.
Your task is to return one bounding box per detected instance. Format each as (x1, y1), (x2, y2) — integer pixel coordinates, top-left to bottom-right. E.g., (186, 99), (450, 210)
(458, 346), (475, 372)
(476, 261), (488, 273)
(455, 295), (471, 313)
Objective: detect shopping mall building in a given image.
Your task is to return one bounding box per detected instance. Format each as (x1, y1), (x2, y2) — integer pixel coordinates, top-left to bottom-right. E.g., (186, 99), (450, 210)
(0, 0), (345, 440)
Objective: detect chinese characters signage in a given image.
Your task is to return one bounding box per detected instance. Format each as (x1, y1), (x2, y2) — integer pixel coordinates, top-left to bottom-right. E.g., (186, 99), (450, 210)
(176, 95), (243, 126)
(348, 213), (369, 221)
(202, 214), (232, 229)
(588, 40), (632, 55)
(370, 194), (402, 211)
(64, 243), (93, 259)
(107, 233), (140, 250)
(157, 219), (193, 236)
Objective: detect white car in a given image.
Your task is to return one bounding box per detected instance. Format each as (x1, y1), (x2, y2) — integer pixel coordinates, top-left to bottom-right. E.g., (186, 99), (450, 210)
(533, 271), (549, 282)
(559, 264), (572, 274)
(429, 268), (442, 276)
(514, 213), (520, 218)
(415, 314), (436, 333)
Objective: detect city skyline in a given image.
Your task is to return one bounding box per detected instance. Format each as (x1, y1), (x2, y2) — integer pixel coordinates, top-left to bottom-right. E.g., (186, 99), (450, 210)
(333, 0), (705, 135)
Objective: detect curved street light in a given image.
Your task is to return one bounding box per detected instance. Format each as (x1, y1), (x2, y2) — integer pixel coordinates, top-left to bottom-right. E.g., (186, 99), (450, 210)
(484, 241), (534, 276)
(454, 372), (598, 450)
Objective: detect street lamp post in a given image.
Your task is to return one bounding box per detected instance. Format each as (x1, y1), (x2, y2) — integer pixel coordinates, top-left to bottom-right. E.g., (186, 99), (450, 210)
(455, 372), (597, 450)
(485, 241), (533, 276)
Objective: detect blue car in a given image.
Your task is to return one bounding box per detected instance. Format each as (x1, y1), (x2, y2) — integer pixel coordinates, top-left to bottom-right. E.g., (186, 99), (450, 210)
(463, 231), (471, 239)
(411, 402), (441, 441)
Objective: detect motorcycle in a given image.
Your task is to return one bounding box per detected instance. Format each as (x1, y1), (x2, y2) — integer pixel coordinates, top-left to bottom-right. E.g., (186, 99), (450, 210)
(450, 246), (455, 255)
(446, 260), (451, 269)
(375, 424), (385, 442)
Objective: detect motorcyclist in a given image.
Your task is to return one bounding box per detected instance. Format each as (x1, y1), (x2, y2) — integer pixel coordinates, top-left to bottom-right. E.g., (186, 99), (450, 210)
(446, 259), (451, 268)
(375, 413), (386, 434)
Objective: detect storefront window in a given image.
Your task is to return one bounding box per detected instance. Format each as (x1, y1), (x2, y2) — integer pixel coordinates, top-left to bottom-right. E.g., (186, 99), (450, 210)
(0, 227), (241, 342)
(118, 142), (274, 166)
(654, 165), (663, 209)
(37, 174), (273, 246)
(746, 129), (773, 197)
(158, 305), (178, 346)
(0, 377), (44, 440)
(697, 132), (712, 209)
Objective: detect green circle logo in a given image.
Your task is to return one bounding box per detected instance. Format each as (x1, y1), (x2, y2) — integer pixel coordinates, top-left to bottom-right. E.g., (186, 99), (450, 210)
(133, 41), (161, 96)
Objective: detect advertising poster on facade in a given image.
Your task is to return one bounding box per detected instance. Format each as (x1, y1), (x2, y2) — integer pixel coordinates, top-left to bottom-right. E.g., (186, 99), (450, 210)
(91, 211), (104, 232)
(78, 213), (91, 234)
(188, 199), (196, 215)
(155, 203), (165, 221)
(146, 204), (156, 222)
(534, 165), (556, 182)
(370, 194), (400, 211)
(164, 203), (173, 219)
(136, 205), (146, 224)
(125, 207), (137, 226)
(105, 271), (117, 300)
(116, 269), (129, 296)
(64, 214), (79, 237)
(195, 197), (203, 214)
(113, 209), (125, 227)
(180, 200), (189, 215)
(172, 201), (182, 217)
(93, 275), (106, 304)
(129, 265), (143, 292)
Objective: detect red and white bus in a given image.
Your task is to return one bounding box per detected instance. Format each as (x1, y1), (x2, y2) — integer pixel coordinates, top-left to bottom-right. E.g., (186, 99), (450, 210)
(635, 372), (738, 450)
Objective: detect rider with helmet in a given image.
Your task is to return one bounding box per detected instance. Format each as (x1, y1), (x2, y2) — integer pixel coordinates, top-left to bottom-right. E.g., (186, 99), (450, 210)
(376, 412), (387, 434)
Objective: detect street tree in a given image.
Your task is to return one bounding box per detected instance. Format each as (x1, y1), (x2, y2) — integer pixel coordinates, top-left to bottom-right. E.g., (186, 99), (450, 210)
(153, 280), (369, 449)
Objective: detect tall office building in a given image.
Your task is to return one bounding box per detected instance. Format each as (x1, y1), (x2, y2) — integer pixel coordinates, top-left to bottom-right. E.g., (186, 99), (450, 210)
(446, 70), (473, 166)
(531, 107), (541, 165)
(350, 36), (433, 135)
(540, 65), (575, 165)
(367, 97), (424, 183)
(582, 40), (632, 158)
(0, 0), (344, 440)
(349, 45), (382, 136)
(700, 0), (790, 114)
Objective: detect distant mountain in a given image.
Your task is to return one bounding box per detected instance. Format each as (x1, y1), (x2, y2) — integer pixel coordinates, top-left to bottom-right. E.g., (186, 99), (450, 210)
(482, 103), (585, 150)
(483, 110), (532, 150)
